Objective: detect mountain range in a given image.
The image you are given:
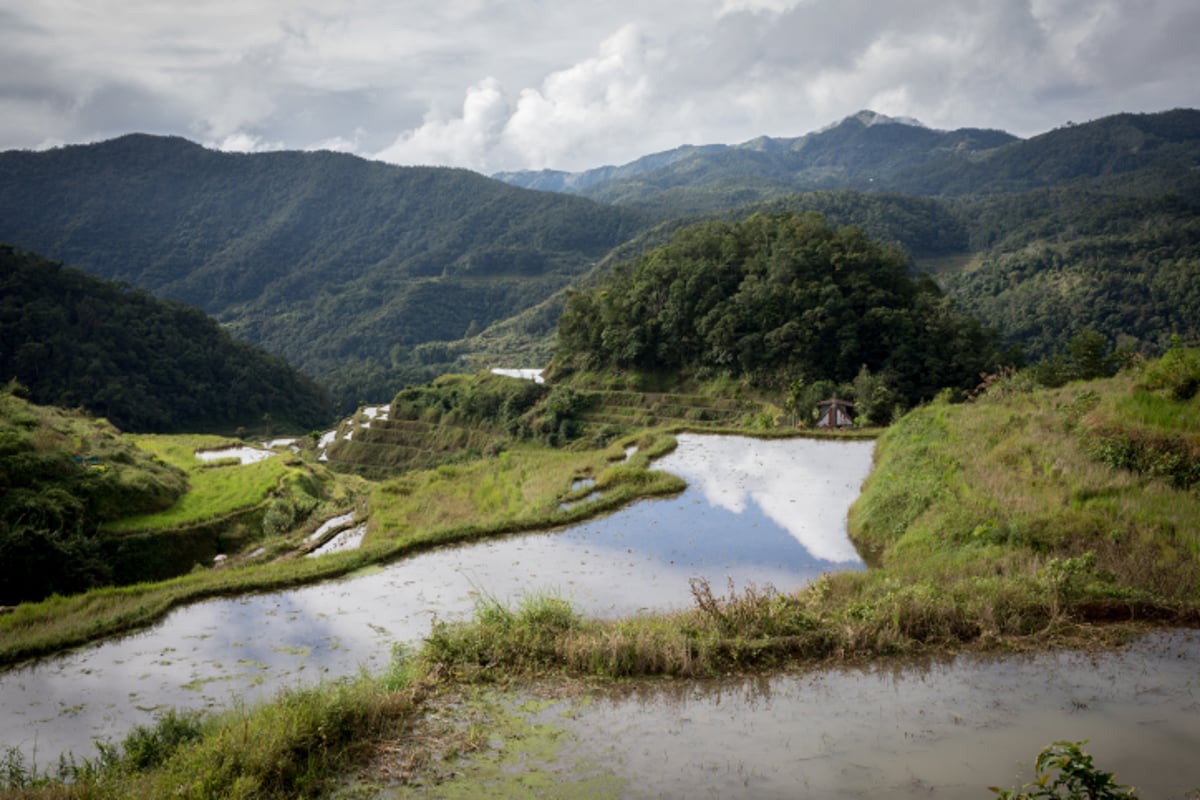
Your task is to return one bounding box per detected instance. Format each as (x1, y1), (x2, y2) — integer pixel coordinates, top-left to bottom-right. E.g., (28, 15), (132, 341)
(494, 108), (1200, 213)
(2, 108), (1198, 420)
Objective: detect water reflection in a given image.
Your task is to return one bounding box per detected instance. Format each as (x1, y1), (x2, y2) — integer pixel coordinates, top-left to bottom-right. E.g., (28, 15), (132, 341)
(0, 434), (874, 763)
(194, 446), (273, 464)
(526, 630), (1200, 799)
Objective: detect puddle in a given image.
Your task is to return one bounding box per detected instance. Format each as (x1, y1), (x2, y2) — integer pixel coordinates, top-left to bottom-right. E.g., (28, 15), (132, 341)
(307, 524), (367, 557)
(491, 629), (1200, 799)
(0, 434), (873, 763)
(305, 512), (357, 544)
(194, 446), (274, 465)
(490, 368), (545, 384)
(362, 405), (390, 421)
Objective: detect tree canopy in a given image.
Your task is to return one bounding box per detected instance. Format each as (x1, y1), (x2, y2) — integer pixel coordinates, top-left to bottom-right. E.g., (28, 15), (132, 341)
(554, 212), (999, 409)
(0, 244), (332, 433)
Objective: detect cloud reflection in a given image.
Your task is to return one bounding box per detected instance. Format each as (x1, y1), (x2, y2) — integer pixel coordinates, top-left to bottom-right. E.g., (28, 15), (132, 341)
(655, 435), (874, 562)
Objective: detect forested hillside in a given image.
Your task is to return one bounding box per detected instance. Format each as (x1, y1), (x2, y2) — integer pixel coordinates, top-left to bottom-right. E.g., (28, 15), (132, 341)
(0, 136), (650, 408)
(554, 212), (998, 419)
(2, 110), (1197, 411)
(0, 245), (331, 433)
(943, 183), (1200, 358)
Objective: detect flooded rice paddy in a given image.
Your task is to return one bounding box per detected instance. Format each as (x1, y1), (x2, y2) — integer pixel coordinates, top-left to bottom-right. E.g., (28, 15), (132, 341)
(193, 445), (274, 464)
(0, 435), (872, 763)
(461, 629), (1199, 800)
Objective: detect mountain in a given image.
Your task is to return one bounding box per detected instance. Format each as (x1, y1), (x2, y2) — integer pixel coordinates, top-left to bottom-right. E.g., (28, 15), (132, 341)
(494, 109), (1200, 216)
(4, 111), (1198, 412)
(0, 136), (651, 408)
(495, 110), (1017, 213)
(0, 244), (332, 433)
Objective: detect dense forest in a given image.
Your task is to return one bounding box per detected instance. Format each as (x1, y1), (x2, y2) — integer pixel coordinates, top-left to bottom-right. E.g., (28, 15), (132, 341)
(553, 212), (999, 419)
(0, 245), (332, 433)
(0, 135), (649, 408)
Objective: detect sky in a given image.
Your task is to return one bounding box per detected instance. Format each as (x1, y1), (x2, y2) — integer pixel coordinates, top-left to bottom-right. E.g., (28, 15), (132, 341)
(1, 0), (1197, 174)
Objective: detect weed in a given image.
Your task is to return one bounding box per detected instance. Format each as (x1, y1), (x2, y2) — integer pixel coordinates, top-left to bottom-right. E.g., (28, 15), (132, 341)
(991, 740), (1135, 799)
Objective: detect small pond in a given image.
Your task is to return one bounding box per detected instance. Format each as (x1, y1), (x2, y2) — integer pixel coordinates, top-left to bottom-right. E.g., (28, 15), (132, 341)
(0, 435), (872, 763)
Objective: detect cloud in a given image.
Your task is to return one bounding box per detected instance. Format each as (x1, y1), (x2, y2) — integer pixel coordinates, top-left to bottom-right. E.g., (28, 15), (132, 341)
(374, 25), (662, 172)
(210, 131), (284, 152)
(1, 0), (1197, 169)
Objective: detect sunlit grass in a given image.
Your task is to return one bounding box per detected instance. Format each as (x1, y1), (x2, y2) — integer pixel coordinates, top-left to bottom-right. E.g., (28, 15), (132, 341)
(101, 435), (291, 532)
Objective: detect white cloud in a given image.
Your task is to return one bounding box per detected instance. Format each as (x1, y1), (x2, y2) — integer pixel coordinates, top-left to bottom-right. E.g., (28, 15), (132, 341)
(374, 25), (661, 171)
(374, 77), (511, 168)
(210, 131), (283, 152)
(1, 0), (1197, 169)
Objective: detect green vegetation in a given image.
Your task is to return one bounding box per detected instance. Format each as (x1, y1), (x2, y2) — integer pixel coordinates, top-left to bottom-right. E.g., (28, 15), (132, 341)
(993, 741), (1136, 799)
(500, 109), (1198, 211)
(3, 107), (1200, 794)
(322, 369), (778, 476)
(102, 435), (294, 533)
(554, 211), (998, 412)
(0, 137), (649, 409)
(3, 350), (1199, 797)
(0, 385), (353, 605)
(0, 385), (187, 604)
(0, 244), (332, 433)
(4, 112), (1199, 407)
(0, 668), (421, 800)
(0, 429), (681, 665)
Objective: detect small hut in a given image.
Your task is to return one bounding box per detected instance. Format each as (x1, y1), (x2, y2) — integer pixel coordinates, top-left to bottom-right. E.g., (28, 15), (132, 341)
(816, 397), (855, 429)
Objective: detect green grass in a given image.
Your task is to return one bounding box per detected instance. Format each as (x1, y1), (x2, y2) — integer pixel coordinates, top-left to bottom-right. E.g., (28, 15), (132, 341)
(101, 436), (292, 532)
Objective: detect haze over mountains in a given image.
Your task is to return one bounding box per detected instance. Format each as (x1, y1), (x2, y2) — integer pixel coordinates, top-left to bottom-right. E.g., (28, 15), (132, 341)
(2, 108), (1199, 421)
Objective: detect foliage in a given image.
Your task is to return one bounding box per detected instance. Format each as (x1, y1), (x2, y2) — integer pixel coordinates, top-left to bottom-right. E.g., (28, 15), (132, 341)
(991, 741), (1136, 799)
(554, 211), (999, 410)
(0, 136), (650, 409)
(0, 244), (332, 433)
(0, 433), (680, 665)
(0, 388), (187, 604)
(1138, 337), (1200, 400)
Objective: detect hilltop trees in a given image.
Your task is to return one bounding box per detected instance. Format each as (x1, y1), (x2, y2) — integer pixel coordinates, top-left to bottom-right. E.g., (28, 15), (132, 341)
(555, 212), (999, 410)
(0, 245), (332, 433)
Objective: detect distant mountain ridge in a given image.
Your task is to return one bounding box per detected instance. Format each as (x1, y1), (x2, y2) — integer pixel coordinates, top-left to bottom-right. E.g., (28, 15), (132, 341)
(494, 109), (1018, 199)
(494, 109), (1200, 214)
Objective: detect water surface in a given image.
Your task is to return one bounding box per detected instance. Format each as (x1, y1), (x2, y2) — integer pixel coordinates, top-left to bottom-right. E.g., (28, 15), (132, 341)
(0, 435), (873, 763)
(516, 629), (1200, 799)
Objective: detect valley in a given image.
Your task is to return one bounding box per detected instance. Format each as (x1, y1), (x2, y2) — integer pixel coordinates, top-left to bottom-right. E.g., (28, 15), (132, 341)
(1, 107), (1198, 798)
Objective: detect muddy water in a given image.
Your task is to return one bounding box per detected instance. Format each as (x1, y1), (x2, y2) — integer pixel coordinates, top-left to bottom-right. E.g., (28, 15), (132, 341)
(508, 630), (1200, 799)
(0, 435), (873, 763)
